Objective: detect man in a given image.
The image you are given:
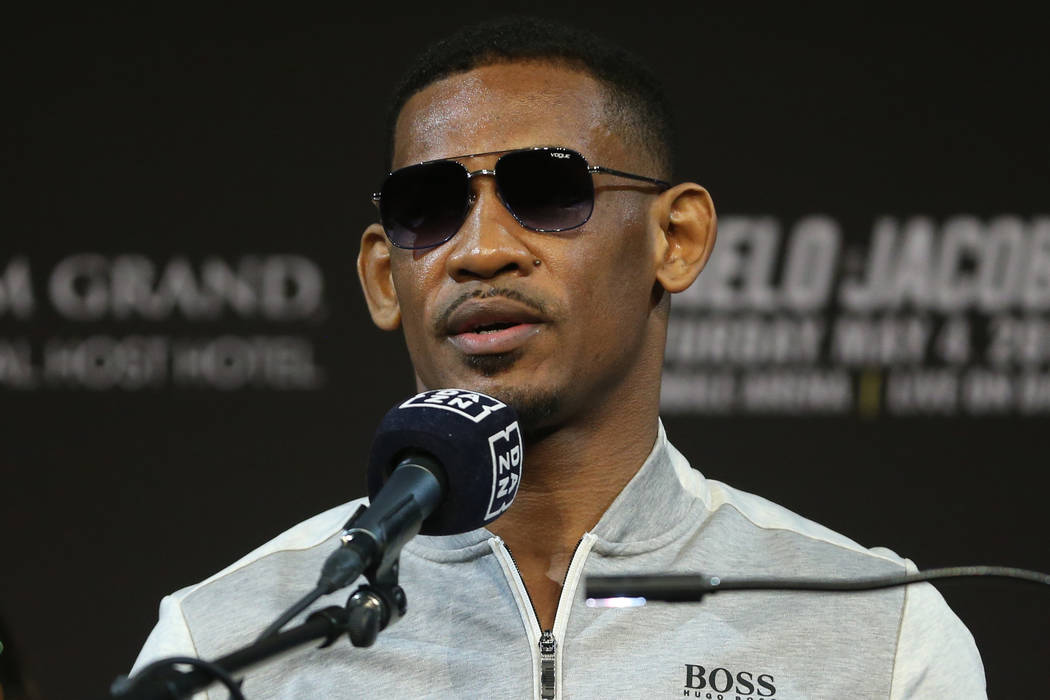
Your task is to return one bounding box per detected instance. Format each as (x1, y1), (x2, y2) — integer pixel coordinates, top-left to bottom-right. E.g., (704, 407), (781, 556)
(133, 18), (985, 698)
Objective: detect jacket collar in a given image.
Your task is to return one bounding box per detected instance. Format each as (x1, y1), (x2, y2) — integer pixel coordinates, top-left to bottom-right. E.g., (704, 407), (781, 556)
(587, 420), (710, 553)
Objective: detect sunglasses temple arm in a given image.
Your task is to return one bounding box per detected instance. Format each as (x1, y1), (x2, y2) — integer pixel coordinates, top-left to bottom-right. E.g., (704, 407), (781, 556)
(587, 166), (670, 189)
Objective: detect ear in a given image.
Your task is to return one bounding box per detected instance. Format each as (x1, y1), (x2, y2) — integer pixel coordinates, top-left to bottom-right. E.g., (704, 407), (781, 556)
(650, 183), (717, 293)
(357, 223), (402, 330)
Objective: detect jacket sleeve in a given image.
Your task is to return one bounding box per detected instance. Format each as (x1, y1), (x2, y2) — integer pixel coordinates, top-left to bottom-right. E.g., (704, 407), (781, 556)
(888, 579), (986, 699)
(129, 594), (213, 700)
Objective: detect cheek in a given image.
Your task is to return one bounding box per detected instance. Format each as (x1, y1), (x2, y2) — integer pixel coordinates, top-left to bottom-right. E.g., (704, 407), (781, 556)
(560, 230), (656, 350)
(591, 209), (656, 306)
(390, 256), (442, 340)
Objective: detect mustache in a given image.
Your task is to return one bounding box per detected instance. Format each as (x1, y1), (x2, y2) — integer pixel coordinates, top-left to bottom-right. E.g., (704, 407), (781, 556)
(434, 287), (550, 334)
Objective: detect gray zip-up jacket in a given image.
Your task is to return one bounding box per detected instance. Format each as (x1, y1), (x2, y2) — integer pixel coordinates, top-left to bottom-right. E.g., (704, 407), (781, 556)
(133, 423), (985, 698)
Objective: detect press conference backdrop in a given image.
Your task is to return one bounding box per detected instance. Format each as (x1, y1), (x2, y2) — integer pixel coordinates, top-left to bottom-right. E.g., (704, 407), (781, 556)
(2, 5), (1046, 698)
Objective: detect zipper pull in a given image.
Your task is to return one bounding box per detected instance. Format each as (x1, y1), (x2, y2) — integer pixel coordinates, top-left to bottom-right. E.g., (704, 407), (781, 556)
(539, 629), (557, 699)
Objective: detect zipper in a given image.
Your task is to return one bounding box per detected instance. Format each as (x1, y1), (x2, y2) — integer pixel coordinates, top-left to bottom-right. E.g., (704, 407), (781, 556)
(501, 544), (558, 698)
(494, 536), (593, 700)
(539, 629), (557, 699)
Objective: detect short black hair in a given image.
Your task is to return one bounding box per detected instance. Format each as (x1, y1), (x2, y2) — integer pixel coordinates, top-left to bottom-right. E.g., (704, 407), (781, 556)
(385, 17), (675, 178)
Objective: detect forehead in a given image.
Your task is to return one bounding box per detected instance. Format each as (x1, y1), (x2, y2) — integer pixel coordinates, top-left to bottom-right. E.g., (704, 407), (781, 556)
(392, 61), (622, 169)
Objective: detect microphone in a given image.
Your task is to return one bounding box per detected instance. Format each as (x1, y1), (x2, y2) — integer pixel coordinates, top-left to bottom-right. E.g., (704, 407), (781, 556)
(318, 388), (524, 593)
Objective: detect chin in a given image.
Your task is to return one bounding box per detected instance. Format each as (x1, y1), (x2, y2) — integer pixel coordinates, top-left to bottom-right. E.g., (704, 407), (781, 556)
(414, 353), (564, 437)
(484, 384), (561, 439)
(439, 358), (562, 438)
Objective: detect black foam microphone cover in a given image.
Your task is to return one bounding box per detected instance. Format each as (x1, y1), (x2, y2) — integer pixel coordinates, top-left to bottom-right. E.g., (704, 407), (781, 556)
(367, 388), (525, 536)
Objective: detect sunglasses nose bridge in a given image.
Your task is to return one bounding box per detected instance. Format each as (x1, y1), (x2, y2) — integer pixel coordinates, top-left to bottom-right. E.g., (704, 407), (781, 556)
(462, 167), (499, 208)
(458, 170), (520, 240)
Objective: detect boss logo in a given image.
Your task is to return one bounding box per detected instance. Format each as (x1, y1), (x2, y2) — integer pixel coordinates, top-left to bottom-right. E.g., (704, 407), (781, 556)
(682, 664), (776, 699)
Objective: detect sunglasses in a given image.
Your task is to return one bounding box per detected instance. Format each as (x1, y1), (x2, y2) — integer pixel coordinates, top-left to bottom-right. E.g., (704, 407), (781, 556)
(372, 146), (670, 250)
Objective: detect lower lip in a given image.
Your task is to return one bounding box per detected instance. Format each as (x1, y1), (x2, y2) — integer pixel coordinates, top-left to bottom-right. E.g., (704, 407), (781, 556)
(448, 323), (543, 354)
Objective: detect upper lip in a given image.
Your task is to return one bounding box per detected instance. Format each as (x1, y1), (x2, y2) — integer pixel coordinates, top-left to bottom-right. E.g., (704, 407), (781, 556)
(444, 297), (547, 335)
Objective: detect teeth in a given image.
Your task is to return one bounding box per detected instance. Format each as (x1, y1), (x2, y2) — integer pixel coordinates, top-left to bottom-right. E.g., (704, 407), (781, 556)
(472, 322), (517, 334)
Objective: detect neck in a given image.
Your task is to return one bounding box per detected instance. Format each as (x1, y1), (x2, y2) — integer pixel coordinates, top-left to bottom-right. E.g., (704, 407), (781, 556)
(489, 414), (659, 551)
(487, 392), (660, 628)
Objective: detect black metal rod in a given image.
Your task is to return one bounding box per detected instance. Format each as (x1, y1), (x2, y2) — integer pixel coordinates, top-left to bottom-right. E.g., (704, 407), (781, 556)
(115, 607), (348, 700)
(586, 566), (1050, 603)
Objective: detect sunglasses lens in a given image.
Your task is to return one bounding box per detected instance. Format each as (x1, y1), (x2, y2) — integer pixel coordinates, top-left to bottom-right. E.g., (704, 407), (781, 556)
(380, 161), (469, 248)
(497, 149), (594, 231)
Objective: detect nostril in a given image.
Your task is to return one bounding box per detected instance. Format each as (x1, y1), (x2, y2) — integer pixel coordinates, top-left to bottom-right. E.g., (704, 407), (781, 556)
(454, 260), (521, 281)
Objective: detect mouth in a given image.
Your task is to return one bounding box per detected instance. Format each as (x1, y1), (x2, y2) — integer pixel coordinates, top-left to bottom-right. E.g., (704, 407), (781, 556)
(444, 300), (546, 355)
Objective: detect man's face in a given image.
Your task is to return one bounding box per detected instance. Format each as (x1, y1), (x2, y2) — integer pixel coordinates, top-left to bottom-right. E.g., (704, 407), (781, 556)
(378, 61), (669, 431)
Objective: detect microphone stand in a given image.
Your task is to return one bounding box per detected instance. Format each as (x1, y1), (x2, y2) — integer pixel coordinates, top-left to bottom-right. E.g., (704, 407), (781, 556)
(111, 507), (408, 700)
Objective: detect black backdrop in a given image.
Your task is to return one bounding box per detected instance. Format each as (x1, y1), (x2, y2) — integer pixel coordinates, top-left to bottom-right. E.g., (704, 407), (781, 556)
(2, 4), (1047, 699)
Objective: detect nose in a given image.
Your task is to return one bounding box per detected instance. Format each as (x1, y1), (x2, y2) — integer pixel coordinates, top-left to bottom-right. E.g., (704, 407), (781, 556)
(444, 176), (536, 282)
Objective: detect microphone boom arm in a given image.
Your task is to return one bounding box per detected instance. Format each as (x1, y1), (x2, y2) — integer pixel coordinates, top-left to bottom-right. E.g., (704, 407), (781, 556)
(586, 565), (1050, 604)
(112, 507), (411, 700)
